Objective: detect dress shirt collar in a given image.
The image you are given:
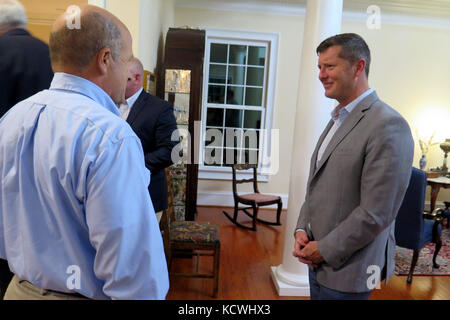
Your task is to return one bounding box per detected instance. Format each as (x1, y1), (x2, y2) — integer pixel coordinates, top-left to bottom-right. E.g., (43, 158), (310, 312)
(49, 72), (120, 116)
(331, 88), (374, 121)
(126, 87), (144, 109)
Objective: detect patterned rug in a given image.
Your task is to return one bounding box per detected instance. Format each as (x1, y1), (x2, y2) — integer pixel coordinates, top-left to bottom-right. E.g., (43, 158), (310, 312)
(395, 227), (449, 276)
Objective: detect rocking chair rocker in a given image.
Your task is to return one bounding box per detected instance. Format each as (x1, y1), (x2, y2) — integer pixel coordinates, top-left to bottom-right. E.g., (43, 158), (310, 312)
(222, 164), (282, 231)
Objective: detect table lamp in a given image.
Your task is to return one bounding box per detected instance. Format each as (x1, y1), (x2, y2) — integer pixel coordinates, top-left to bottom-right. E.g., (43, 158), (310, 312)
(440, 139), (450, 174)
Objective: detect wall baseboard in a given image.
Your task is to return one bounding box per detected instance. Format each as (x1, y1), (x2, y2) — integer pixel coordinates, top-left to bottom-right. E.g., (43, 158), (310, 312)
(196, 196), (445, 212)
(197, 190), (289, 209)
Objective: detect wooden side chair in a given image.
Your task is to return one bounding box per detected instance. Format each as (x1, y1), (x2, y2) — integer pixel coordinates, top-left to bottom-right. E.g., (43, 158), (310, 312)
(164, 168), (221, 298)
(159, 208), (171, 268)
(222, 163), (282, 231)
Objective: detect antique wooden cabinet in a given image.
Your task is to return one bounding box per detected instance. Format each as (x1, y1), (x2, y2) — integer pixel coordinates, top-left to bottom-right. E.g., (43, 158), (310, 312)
(160, 28), (205, 221)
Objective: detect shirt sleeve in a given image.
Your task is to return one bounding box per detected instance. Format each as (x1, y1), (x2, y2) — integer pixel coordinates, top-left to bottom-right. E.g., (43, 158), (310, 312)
(84, 135), (169, 300)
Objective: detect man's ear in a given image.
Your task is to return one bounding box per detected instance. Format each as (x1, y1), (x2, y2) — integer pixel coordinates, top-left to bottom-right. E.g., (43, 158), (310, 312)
(135, 73), (142, 86)
(354, 58), (366, 77)
(96, 48), (113, 75)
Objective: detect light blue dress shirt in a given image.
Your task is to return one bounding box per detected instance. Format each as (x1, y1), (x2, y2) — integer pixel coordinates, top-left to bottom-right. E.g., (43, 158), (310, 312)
(0, 73), (169, 299)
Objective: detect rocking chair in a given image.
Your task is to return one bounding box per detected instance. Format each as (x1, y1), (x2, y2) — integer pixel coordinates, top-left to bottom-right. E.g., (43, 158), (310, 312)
(222, 164), (282, 231)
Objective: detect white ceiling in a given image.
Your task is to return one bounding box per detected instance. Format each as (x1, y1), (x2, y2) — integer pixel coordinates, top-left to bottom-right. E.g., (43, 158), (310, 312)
(176, 0), (450, 19)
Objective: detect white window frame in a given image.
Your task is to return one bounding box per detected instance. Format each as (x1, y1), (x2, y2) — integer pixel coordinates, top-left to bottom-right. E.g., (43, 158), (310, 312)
(198, 28), (279, 182)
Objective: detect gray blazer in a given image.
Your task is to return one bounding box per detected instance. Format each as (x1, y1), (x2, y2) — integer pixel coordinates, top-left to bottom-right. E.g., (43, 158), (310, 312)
(296, 91), (414, 293)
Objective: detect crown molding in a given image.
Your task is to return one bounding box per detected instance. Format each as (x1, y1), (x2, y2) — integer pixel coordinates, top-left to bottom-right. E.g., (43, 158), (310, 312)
(175, 0), (450, 29)
(345, 0), (450, 20)
(344, 9), (450, 29)
(175, 0), (306, 17)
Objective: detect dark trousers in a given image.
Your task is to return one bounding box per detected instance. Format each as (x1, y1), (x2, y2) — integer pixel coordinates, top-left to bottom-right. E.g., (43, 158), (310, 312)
(0, 258), (14, 300)
(308, 268), (372, 300)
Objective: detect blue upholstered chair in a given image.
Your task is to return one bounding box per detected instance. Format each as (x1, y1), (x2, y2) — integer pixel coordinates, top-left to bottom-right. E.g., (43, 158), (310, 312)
(444, 201), (450, 229)
(394, 167), (443, 284)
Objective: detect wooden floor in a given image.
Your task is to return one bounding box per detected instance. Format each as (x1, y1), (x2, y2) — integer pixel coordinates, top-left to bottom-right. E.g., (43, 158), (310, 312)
(166, 206), (450, 300)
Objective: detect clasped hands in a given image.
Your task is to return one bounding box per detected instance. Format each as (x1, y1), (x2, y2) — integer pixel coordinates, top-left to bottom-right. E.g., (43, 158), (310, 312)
(292, 230), (324, 268)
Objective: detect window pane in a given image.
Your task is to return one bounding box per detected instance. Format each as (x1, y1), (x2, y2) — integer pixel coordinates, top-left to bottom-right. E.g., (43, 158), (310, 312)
(204, 148), (222, 166)
(245, 87), (263, 106)
(205, 128), (223, 147)
(223, 148), (241, 166)
(227, 66), (245, 85)
(243, 130), (259, 149)
(205, 39), (272, 171)
(210, 43), (227, 63)
(224, 128), (243, 149)
(229, 45), (247, 65)
(209, 64), (227, 84)
(208, 85), (225, 104)
(244, 110), (262, 129)
(246, 67), (264, 86)
(248, 46), (266, 66)
(206, 108), (224, 127)
(226, 86), (244, 105)
(225, 109), (243, 128)
(243, 149), (259, 165)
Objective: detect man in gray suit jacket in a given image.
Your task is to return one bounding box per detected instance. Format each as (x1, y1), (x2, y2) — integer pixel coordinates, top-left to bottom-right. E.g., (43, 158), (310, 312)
(293, 33), (414, 300)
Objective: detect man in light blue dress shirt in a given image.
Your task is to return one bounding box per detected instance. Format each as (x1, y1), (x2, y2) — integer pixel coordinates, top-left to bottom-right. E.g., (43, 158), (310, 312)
(0, 5), (169, 300)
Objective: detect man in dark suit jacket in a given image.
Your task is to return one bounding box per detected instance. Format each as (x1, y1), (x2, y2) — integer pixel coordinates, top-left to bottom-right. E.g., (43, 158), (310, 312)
(0, 0), (53, 298)
(0, 0), (53, 118)
(121, 58), (178, 220)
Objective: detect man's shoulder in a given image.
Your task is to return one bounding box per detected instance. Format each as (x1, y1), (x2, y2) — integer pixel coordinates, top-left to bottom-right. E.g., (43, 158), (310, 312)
(364, 97), (412, 139)
(136, 91), (174, 120)
(0, 29), (48, 49)
(139, 91), (172, 109)
(33, 90), (137, 142)
(364, 94), (404, 122)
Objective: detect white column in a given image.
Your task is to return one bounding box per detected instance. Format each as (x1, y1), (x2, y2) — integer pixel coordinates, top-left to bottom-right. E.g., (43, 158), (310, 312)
(138, 0), (161, 71)
(271, 0), (343, 296)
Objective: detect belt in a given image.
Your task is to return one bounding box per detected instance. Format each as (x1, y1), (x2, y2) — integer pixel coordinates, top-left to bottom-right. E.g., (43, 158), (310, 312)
(19, 278), (89, 300)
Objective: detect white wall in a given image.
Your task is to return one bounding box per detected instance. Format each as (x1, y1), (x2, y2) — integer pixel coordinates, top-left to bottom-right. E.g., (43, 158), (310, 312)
(174, 6), (450, 205)
(106, 0), (175, 72)
(106, 0), (140, 60)
(343, 20), (450, 203)
(137, 0), (175, 71)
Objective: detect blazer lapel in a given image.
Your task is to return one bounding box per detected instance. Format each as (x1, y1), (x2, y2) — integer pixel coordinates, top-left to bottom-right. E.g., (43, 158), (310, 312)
(126, 90), (148, 125)
(312, 91), (379, 179)
(308, 120), (334, 184)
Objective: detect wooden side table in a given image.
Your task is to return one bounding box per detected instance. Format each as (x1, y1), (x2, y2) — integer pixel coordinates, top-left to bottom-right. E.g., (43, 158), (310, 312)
(427, 176), (450, 213)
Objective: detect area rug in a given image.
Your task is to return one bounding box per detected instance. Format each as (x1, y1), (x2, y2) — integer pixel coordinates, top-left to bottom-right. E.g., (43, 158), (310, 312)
(395, 228), (449, 276)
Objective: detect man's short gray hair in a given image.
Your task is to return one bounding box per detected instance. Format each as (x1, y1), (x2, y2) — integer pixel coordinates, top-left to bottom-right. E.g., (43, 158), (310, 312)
(130, 57), (144, 77)
(49, 11), (122, 70)
(0, 0), (27, 30)
(316, 33), (371, 78)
